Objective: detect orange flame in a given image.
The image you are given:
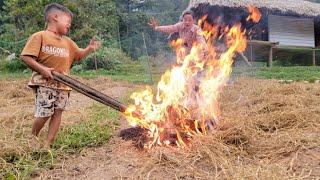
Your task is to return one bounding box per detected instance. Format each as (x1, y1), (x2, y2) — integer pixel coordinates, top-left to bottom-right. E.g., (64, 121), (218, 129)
(247, 5), (261, 23)
(124, 7), (260, 148)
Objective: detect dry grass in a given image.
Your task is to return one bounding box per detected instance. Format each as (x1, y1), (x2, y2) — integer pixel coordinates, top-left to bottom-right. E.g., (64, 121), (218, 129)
(0, 76), (137, 179)
(0, 78), (90, 156)
(82, 77), (319, 179)
(162, 77), (319, 179)
(1, 76), (319, 179)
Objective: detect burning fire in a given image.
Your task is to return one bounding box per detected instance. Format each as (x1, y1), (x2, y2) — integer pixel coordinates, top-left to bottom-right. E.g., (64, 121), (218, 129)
(124, 6), (261, 148)
(246, 5), (261, 23)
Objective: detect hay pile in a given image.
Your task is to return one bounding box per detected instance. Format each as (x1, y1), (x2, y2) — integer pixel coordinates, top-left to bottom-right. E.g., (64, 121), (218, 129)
(110, 77), (319, 179)
(1, 77), (319, 179)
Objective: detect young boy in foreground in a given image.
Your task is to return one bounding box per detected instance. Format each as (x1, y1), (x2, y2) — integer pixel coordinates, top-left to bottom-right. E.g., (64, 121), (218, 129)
(20, 3), (101, 149)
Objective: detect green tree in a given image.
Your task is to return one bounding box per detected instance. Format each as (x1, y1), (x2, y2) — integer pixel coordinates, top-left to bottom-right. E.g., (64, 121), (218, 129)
(116, 0), (189, 59)
(0, 0), (118, 53)
(65, 0), (118, 47)
(0, 0), (4, 10)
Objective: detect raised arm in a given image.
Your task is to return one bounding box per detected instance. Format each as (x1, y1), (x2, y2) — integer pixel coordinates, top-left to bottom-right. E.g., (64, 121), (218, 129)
(149, 17), (182, 34)
(74, 37), (101, 61)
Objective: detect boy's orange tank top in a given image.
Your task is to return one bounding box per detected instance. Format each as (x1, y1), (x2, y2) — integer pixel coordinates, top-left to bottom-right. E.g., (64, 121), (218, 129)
(21, 31), (81, 91)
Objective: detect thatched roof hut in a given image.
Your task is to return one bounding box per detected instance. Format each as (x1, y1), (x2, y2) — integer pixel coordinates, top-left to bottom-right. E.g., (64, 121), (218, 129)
(186, 0), (320, 66)
(187, 0), (320, 17)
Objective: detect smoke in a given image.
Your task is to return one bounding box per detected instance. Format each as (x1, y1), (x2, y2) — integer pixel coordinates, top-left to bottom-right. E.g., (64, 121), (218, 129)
(192, 4), (252, 32)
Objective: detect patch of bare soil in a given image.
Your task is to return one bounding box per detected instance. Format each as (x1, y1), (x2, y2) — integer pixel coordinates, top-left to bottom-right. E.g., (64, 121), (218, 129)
(34, 77), (320, 179)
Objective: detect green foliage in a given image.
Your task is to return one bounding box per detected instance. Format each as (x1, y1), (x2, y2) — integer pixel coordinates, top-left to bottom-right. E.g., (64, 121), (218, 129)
(256, 66), (320, 81)
(0, 0), (191, 73)
(82, 47), (131, 70)
(72, 67), (151, 83)
(273, 59), (292, 67)
(102, 47), (131, 63)
(0, 70), (31, 79)
(231, 65), (320, 82)
(116, 0), (189, 58)
(1, 150), (55, 179)
(2, 59), (27, 72)
(0, 54), (27, 72)
(53, 104), (117, 153)
(272, 49), (314, 66)
(0, 0), (118, 54)
(66, 0), (118, 47)
(0, 53), (6, 68)
(70, 64), (83, 73)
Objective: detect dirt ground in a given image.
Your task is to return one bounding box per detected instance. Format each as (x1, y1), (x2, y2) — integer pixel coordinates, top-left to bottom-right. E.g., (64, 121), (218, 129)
(0, 76), (139, 164)
(1, 76), (319, 179)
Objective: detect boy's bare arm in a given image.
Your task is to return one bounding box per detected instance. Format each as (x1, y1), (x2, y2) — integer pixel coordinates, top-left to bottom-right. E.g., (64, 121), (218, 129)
(20, 55), (54, 80)
(75, 37), (101, 61)
(75, 47), (93, 61)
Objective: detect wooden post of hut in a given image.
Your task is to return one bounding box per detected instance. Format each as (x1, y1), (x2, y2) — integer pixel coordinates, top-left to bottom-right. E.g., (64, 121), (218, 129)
(268, 46), (273, 67)
(312, 49), (316, 66)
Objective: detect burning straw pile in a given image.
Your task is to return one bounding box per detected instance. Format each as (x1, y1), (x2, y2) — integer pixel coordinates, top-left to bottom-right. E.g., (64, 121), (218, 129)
(123, 6), (261, 148)
(115, 78), (320, 179)
(115, 5), (319, 178)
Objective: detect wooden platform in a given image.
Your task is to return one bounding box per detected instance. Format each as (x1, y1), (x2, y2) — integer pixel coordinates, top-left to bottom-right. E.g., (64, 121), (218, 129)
(247, 40), (319, 67)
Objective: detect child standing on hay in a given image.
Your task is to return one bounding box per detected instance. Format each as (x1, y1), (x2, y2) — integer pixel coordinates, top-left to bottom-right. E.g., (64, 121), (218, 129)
(20, 3), (101, 149)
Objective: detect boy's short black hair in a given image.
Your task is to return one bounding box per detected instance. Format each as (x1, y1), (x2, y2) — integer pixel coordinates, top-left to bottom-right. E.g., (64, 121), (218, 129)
(44, 3), (73, 22)
(182, 10), (194, 19)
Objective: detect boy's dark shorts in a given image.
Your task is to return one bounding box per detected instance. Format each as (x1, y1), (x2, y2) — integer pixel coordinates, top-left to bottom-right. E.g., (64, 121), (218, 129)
(35, 86), (69, 118)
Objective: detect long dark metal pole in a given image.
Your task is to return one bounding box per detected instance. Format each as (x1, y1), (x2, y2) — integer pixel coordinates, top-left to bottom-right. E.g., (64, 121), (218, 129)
(52, 71), (127, 112)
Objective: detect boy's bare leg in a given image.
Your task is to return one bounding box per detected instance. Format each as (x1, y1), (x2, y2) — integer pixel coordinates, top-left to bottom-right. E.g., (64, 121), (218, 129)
(32, 117), (50, 136)
(29, 117), (49, 148)
(44, 109), (63, 149)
